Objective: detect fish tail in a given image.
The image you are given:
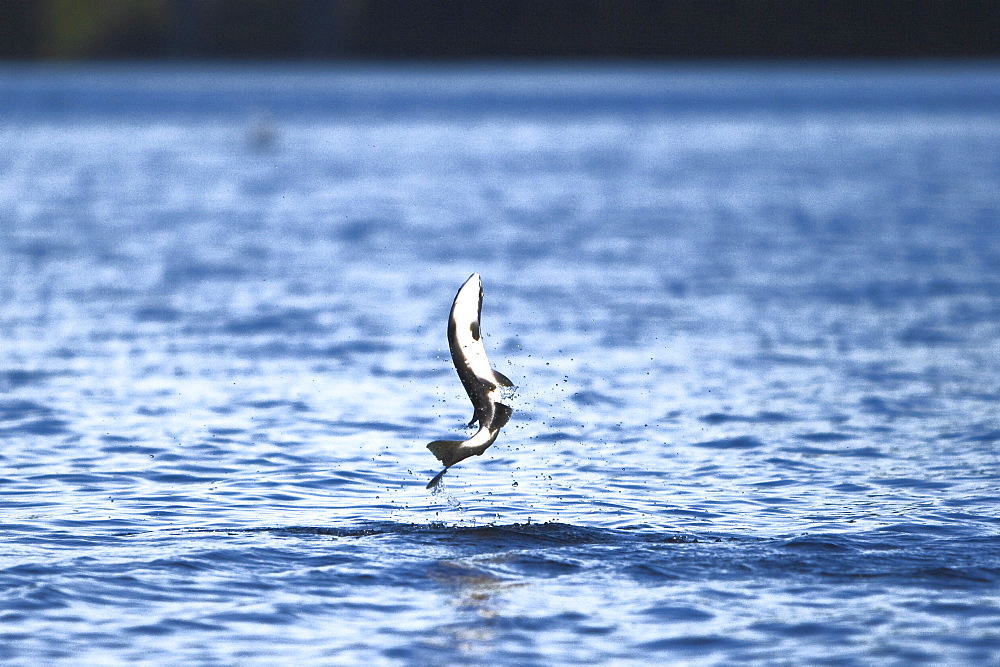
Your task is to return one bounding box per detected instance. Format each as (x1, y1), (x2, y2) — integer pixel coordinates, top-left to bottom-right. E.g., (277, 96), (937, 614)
(427, 440), (465, 468)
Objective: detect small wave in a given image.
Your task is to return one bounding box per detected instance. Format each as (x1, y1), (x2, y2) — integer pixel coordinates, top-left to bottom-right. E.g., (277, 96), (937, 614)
(875, 522), (971, 537)
(815, 279), (978, 307)
(625, 562), (685, 582)
(781, 444), (886, 458)
(0, 399), (55, 422)
(126, 619), (225, 635)
(910, 566), (999, 585)
(961, 430), (1000, 443)
(328, 420), (416, 434)
(749, 621), (839, 639)
(830, 482), (871, 492)
(143, 473), (219, 484)
(244, 400), (311, 412)
(215, 521), (697, 549)
(897, 324), (962, 346)
(691, 436), (765, 450)
(643, 603), (715, 622)
(321, 341), (392, 359)
(779, 536), (856, 552)
(208, 427), (244, 437)
(570, 390), (623, 407)
(490, 552), (585, 578)
(370, 365), (442, 379)
(0, 418), (70, 437)
(224, 309), (321, 335)
(4, 583), (72, 612)
(101, 441), (163, 456)
(751, 478), (799, 488)
(699, 411), (794, 424)
(533, 431), (575, 443)
(848, 363), (921, 384)
(0, 370), (57, 390)
(797, 432), (854, 442)
(641, 635), (753, 652)
(859, 395), (935, 418)
(133, 305), (182, 323)
(873, 477), (953, 491)
(162, 261), (249, 284)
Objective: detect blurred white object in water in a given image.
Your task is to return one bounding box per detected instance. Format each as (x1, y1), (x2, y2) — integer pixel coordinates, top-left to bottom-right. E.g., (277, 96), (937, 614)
(248, 111), (276, 151)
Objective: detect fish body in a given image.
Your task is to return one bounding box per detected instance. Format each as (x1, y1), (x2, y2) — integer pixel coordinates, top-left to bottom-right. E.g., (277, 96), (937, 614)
(426, 273), (513, 487)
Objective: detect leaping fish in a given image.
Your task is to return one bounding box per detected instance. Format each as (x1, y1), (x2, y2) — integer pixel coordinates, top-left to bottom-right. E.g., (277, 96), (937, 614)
(426, 273), (514, 489)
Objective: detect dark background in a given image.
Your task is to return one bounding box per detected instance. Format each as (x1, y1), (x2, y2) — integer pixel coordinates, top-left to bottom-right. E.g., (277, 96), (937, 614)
(1, 0), (998, 61)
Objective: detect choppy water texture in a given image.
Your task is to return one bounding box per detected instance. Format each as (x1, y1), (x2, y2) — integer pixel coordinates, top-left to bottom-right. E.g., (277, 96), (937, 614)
(1, 64), (999, 665)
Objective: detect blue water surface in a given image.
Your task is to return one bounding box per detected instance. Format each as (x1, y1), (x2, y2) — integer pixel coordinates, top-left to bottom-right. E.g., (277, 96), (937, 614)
(1, 63), (999, 665)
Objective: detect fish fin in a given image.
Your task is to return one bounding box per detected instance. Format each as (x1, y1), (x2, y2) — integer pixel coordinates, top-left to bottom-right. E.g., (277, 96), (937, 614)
(493, 371), (514, 388)
(426, 468), (449, 489)
(466, 404), (483, 428)
(427, 440), (465, 468)
(491, 402), (513, 430)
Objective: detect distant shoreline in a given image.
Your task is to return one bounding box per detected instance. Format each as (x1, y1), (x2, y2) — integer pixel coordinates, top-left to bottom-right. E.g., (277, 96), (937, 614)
(2, 0), (998, 61)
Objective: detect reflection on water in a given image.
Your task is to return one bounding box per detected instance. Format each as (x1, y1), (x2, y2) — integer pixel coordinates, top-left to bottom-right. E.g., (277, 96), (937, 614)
(428, 558), (517, 658)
